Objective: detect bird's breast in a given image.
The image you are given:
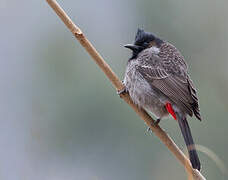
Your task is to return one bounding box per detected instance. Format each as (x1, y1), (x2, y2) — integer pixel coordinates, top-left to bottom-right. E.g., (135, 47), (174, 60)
(124, 60), (169, 118)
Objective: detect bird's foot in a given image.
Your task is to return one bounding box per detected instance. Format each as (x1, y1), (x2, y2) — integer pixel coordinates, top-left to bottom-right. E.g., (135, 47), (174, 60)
(117, 87), (127, 95)
(145, 126), (152, 136)
(117, 81), (127, 96)
(150, 118), (161, 128)
(146, 119), (160, 133)
(154, 118), (161, 126)
(147, 127), (152, 132)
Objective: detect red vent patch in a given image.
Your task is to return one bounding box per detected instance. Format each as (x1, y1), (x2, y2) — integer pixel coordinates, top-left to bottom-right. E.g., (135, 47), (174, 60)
(165, 103), (177, 120)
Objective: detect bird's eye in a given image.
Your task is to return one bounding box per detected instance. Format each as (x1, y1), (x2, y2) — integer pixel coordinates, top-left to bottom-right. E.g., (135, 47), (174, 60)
(143, 42), (149, 47)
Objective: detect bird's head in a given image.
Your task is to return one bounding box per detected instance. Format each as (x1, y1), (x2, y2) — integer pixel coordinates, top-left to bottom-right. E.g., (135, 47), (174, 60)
(124, 28), (163, 59)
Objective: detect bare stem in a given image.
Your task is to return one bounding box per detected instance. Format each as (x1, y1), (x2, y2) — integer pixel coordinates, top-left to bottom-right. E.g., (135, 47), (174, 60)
(46, 0), (206, 179)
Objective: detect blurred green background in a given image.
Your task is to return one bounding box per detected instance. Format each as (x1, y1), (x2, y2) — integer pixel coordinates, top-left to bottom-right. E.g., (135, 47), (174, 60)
(0, 0), (227, 179)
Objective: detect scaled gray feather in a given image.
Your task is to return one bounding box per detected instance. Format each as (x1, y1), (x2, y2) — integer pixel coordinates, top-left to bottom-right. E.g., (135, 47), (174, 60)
(135, 42), (201, 120)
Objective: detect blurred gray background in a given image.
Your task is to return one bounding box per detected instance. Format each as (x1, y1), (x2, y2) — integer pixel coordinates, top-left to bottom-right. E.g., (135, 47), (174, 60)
(0, 0), (228, 179)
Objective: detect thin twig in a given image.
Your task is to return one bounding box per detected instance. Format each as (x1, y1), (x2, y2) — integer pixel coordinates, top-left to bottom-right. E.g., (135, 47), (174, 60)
(45, 0), (206, 179)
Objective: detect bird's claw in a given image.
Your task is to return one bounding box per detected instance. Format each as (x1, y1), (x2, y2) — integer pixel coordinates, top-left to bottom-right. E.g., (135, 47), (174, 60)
(154, 118), (161, 126)
(117, 81), (127, 96)
(147, 119), (160, 132)
(147, 127), (151, 132)
(117, 87), (127, 95)
(149, 118), (161, 130)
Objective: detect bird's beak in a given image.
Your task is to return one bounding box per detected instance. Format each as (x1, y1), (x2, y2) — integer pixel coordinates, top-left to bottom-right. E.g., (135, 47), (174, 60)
(124, 44), (141, 52)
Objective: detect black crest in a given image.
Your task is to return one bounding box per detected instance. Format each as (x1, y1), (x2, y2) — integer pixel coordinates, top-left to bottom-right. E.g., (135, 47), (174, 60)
(134, 28), (155, 45)
(125, 28), (163, 60)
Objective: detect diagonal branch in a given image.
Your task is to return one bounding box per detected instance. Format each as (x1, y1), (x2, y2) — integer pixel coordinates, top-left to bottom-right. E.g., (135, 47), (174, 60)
(45, 0), (206, 179)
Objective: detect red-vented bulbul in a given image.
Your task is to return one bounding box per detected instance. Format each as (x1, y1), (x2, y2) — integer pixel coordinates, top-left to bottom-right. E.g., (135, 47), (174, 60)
(122, 28), (201, 171)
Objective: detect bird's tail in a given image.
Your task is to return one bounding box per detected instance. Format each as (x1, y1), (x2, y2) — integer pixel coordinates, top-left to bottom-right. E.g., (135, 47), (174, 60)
(177, 114), (201, 171)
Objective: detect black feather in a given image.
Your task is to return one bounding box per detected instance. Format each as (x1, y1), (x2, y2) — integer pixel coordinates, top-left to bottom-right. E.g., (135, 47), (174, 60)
(177, 114), (201, 171)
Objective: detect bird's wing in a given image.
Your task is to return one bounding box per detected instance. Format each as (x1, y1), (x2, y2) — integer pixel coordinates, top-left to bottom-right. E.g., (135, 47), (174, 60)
(136, 52), (201, 119)
(187, 77), (201, 120)
(137, 65), (192, 116)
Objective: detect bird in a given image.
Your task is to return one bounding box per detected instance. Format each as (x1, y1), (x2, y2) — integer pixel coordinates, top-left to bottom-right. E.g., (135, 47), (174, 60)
(121, 28), (202, 171)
